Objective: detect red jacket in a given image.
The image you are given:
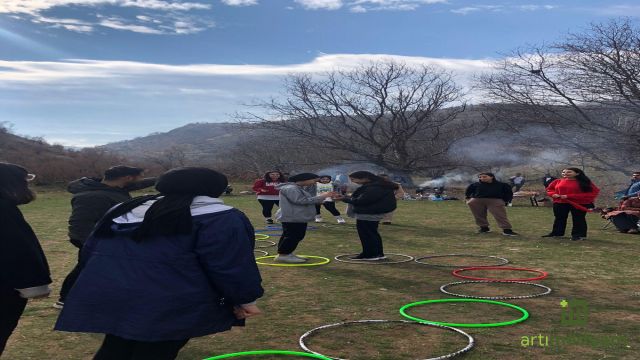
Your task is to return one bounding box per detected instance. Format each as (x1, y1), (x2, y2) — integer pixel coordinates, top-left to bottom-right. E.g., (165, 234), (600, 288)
(252, 179), (281, 196)
(546, 179), (600, 204)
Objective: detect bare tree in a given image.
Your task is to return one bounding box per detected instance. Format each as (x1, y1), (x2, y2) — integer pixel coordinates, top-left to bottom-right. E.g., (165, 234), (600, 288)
(241, 61), (480, 176)
(478, 18), (640, 172)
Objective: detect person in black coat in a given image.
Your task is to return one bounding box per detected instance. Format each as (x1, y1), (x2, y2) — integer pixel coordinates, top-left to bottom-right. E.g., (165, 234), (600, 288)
(0, 163), (52, 356)
(55, 167), (263, 360)
(335, 171), (397, 260)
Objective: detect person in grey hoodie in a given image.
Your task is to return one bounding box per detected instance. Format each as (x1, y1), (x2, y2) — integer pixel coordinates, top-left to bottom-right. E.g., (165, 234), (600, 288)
(55, 166), (155, 309)
(274, 173), (335, 263)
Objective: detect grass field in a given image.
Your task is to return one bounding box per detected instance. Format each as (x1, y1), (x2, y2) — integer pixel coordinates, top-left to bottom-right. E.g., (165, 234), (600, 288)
(4, 189), (640, 360)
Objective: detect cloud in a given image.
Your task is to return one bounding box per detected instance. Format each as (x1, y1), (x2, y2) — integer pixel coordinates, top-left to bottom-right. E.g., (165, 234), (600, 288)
(221, 0), (259, 6)
(0, 0), (213, 34)
(597, 5), (640, 17)
(451, 4), (557, 15)
(295, 0), (343, 10)
(295, 0), (445, 12)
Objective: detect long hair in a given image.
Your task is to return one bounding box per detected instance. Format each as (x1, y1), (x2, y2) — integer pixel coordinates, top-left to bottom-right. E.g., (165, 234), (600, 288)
(263, 170), (285, 183)
(565, 167), (593, 193)
(349, 171), (398, 189)
(96, 167), (228, 241)
(0, 162), (35, 205)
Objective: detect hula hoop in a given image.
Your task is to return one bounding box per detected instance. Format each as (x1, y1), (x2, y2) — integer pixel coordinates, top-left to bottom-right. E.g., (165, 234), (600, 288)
(452, 267), (549, 282)
(255, 240), (276, 248)
(439, 280), (552, 300)
(399, 298), (529, 328)
(299, 319), (474, 360)
(254, 249), (269, 257)
(255, 233), (271, 240)
(414, 254), (509, 268)
(321, 224), (355, 229)
(255, 255), (331, 267)
(265, 225), (283, 230)
(334, 253), (414, 264)
(204, 350), (331, 359)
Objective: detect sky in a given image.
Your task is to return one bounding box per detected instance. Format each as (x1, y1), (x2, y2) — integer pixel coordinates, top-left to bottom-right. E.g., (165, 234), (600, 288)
(0, 0), (638, 147)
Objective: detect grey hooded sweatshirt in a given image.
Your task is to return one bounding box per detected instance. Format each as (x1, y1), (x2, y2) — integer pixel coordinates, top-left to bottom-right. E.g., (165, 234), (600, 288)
(275, 183), (325, 223)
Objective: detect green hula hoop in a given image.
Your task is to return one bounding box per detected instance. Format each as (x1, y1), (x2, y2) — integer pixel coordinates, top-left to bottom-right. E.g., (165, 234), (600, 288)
(255, 233), (270, 240)
(399, 298), (529, 328)
(255, 255), (331, 267)
(203, 350), (331, 359)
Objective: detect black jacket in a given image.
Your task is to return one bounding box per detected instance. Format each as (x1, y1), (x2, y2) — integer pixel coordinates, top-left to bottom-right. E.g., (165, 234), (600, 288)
(465, 181), (513, 203)
(343, 181), (397, 215)
(67, 177), (156, 244)
(0, 199), (51, 295)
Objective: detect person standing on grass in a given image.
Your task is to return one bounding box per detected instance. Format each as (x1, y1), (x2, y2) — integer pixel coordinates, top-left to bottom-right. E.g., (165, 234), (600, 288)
(465, 173), (518, 236)
(334, 171), (397, 261)
(0, 163), (52, 356)
(377, 173), (405, 225)
(314, 175), (346, 224)
(55, 167), (263, 360)
(55, 165), (155, 309)
(252, 171), (286, 224)
(543, 167), (600, 241)
(275, 173), (335, 263)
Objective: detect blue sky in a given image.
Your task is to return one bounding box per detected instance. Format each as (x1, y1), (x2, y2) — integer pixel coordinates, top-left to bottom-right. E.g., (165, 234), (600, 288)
(1, 0), (638, 147)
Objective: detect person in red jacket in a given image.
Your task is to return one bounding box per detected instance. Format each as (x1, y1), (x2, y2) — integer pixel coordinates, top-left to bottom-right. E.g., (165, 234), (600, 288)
(543, 167), (600, 241)
(252, 171), (285, 224)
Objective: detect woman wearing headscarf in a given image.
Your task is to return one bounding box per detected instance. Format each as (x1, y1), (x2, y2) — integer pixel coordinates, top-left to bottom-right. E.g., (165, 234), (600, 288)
(0, 163), (51, 356)
(55, 167), (264, 360)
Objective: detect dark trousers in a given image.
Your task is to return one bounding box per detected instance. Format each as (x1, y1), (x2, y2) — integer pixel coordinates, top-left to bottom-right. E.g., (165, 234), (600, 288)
(611, 214), (639, 232)
(0, 291), (28, 356)
(315, 202), (341, 216)
(94, 334), (189, 360)
(356, 220), (384, 257)
(551, 203), (591, 237)
(257, 199), (279, 218)
(59, 242), (83, 302)
(278, 222), (307, 254)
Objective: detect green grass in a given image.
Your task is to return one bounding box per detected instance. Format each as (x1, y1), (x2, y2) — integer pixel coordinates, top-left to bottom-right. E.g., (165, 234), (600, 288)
(5, 191), (640, 359)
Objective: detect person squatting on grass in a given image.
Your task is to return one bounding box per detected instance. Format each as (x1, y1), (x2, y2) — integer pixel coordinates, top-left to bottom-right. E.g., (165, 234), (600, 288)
(602, 193), (640, 234)
(54, 167), (264, 360)
(335, 171), (398, 260)
(56, 165), (156, 309)
(274, 173), (335, 263)
(465, 173), (518, 236)
(543, 167), (600, 241)
(0, 163), (52, 356)
(314, 175), (346, 224)
(252, 170), (286, 224)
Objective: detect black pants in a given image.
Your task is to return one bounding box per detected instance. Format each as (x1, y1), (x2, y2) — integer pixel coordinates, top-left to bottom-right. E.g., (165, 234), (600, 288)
(94, 334), (189, 360)
(257, 199), (279, 218)
(611, 214), (639, 232)
(551, 203), (591, 237)
(315, 202), (341, 216)
(356, 220), (384, 257)
(0, 291), (28, 356)
(59, 241), (83, 302)
(278, 222), (307, 254)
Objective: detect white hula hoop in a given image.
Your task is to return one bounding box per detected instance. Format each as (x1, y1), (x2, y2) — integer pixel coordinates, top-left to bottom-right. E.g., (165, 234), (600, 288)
(334, 253), (414, 264)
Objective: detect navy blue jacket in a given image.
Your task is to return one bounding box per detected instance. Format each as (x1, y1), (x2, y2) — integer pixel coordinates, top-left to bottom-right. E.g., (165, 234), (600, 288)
(54, 208), (263, 341)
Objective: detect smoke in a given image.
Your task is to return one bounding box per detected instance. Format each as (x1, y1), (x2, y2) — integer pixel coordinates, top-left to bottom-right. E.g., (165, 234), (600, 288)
(419, 172), (474, 188)
(313, 163), (389, 182)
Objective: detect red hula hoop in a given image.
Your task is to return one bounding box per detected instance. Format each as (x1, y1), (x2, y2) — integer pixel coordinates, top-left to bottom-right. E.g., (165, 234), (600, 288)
(452, 266), (549, 282)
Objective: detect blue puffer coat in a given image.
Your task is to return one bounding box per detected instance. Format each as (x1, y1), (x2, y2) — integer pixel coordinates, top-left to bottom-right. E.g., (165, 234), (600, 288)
(54, 199), (263, 342)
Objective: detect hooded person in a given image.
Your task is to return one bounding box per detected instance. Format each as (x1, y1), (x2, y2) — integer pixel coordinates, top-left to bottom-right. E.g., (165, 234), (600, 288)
(54, 167), (264, 360)
(274, 173), (335, 263)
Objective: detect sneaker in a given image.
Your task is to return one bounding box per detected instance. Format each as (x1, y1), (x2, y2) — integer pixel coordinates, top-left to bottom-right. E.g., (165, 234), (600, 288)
(541, 233), (562, 238)
(571, 235), (585, 241)
(362, 255), (387, 261)
(53, 301), (64, 309)
(627, 229), (639, 234)
(315, 215), (324, 223)
(274, 254), (308, 263)
(478, 226), (490, 233)
(266, 218), (274, 224)
(336, 216), (346, 224)
(502, 229), (519, 236)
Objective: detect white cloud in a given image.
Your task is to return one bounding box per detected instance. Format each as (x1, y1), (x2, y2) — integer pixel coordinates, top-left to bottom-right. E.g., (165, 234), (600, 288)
(0, 0), (213, 35)
(451, 6), (480, 15)
(451, 4), (558, 15)
(221, 0), (259, 6)
(295, 0), (445, 12)
(295, 0), (344, 10)
(597, 5), (640, 17)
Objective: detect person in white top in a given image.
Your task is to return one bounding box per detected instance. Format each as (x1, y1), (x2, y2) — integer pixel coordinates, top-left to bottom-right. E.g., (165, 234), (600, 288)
(315, 175), (346, 224)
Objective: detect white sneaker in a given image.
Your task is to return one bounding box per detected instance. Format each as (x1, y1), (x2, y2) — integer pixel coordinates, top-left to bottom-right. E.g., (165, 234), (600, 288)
(274, 254), (308, 263)
(315, 215), (324, 223)
(336, 216), (346, 224)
